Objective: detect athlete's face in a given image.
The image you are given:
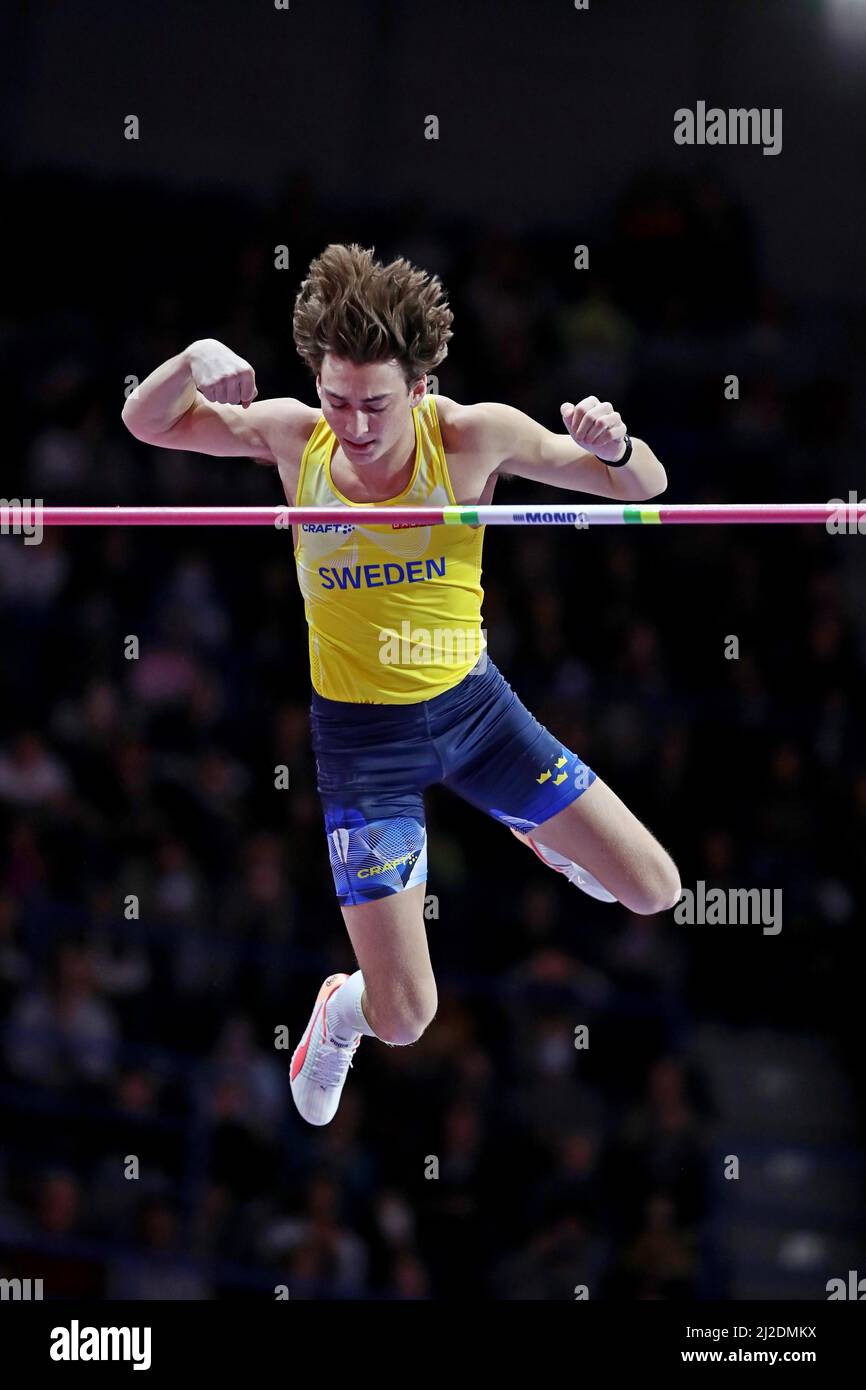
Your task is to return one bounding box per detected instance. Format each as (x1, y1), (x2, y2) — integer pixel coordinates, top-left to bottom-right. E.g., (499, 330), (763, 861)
(317, 354), (426, 464)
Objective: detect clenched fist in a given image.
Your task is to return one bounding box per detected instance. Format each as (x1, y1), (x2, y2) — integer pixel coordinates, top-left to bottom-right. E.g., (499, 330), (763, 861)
(186, 339), (258, 408)
(561, 396), (628, 463)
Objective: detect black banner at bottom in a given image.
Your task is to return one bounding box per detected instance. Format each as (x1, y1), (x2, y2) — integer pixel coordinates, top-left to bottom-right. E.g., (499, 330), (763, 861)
(0, 1299), (861, 1376)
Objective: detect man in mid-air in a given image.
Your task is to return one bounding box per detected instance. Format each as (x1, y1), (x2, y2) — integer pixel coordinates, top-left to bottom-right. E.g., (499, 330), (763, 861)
(122, 242), (681, 1127)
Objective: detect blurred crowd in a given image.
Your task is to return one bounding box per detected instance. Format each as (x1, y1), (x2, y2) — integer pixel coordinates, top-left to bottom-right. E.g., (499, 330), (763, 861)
(0, 164), (863, 1298)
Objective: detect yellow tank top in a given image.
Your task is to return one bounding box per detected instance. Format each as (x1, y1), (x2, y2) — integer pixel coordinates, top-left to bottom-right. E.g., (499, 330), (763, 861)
(293, 394), (486, 703)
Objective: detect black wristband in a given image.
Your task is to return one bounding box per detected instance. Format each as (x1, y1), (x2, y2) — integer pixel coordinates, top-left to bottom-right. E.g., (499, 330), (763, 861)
(599, 433), (632, 467)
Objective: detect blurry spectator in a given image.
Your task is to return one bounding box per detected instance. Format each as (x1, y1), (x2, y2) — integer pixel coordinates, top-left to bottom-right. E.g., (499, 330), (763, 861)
(107, 1197), (212, 1299)
(3, 944), (119, 1088)
(0, 531), (70, 611)
(622, 1192), (697, 1298)
(259, 1176), (368, 1296)
(0, 893), (30, 1003)
(201, 1015), (286, 1139)
(0, 732), (71, 806)
(386, 1249), (432, 1300)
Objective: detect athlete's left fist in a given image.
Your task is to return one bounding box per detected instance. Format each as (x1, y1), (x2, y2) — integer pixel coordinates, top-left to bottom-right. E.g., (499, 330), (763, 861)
(561, 396), (628, 463)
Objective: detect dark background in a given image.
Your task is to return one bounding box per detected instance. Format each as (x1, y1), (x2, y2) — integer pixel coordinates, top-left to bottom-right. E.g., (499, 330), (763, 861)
(0, 0), (864, 1300)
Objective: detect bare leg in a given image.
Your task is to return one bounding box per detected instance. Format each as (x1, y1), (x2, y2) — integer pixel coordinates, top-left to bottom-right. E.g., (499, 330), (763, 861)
(521, 776), (681, 915)
(340, 882), (437, 1045)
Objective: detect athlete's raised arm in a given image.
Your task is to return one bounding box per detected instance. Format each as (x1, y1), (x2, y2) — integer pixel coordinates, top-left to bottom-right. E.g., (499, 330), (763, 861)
(473, 396), (667, 501)
(120, 338), (316, 464)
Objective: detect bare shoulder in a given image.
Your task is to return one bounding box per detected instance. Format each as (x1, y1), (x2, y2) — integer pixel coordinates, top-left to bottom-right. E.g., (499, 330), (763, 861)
(433, 395), (515, 467)
(432, 395), (505, 449)
(432, 394), (487, 438)
(257, 397), (320, 465)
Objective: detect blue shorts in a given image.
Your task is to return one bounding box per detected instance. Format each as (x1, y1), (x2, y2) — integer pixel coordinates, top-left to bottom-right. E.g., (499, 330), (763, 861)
(310, 657), (597, 906)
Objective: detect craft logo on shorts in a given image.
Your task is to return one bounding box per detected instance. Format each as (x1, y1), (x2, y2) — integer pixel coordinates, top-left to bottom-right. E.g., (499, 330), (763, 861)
(357, 851), (417, 879)
(49, 1320), (152, 1370)
(674, 102), (782, 156)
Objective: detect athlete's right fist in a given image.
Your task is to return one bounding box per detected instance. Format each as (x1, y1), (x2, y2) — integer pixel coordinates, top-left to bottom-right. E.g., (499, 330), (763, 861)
(185, 339), (258, 407)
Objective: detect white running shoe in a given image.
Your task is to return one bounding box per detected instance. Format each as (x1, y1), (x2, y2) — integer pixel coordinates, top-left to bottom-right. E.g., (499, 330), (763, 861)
(510, 827), (618, 903)
(290, 973), (363, 1126)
